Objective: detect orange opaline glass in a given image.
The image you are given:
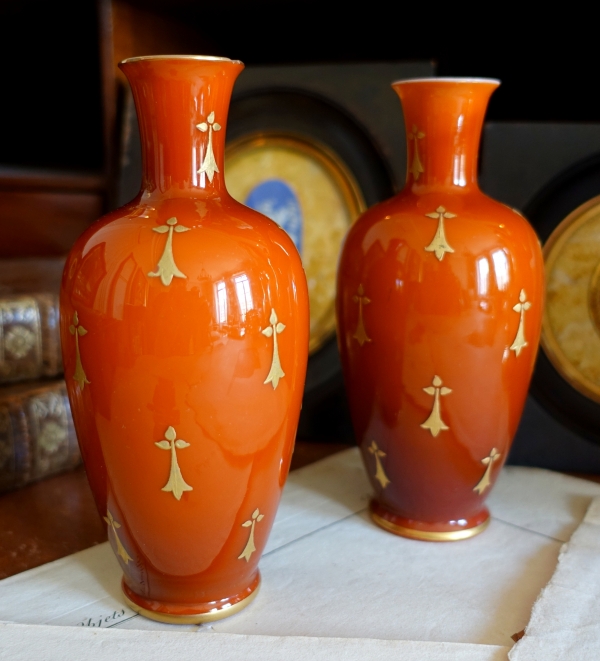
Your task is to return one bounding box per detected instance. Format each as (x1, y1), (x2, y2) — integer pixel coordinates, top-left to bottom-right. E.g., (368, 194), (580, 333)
(336, 79), (544, 540)
(60, 56), (309, 620)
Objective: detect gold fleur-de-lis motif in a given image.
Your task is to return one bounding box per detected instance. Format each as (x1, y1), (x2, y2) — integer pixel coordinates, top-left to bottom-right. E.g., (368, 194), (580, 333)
(352, 284), (372, 346)
(155, 426), (193, 501)
(408, 125), (425, 181)
(148, 217), (191, 286)
(424, 206), (456, 261)
(196, 111), (221, 183)
(262, 309), (286, 389)
(104, 510), (133, 565)
(473, 448), (501, 495)
(421, 375), (452, 437)
(238, 508), (264, 562)
(69, 311), (90, 389)
(368, 440), (390, 489)
(510, 289), (532, 357)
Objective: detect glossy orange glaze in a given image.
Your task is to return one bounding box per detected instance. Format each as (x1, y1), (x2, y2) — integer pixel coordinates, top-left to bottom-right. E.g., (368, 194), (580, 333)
(60, 57), (309, 617)
(336, 79), (544, 538)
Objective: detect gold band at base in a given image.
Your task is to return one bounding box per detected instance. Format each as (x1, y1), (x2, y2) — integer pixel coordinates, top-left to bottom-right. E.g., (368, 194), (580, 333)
(122, 577), (260, 624)
(371, 511), (490, 542)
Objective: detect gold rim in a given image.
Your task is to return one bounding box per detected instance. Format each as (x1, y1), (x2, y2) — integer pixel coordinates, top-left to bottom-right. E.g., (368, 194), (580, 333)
(225, 131), (366, 354)
(123, 578), (260, 624)
(371, 511), (490, 541)
(120, 55), (242, 65)
(541, 194), (600, 403)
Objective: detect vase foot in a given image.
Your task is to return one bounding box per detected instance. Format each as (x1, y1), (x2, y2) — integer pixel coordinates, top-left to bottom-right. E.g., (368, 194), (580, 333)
(122, 572), (261, 624)
(370, 500), (490, 542)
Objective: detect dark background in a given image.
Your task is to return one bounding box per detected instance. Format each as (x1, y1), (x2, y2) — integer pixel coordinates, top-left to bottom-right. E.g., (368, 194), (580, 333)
(0, 0), (593, 173)
(3, 0), (600, 468)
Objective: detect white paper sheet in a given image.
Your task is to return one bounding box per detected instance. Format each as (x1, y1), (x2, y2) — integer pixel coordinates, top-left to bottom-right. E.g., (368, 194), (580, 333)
(509, 496), (600, 659)
(1, 449), (600, 659)
(0, 622), (510, 661)
(487, 467), (600, 542)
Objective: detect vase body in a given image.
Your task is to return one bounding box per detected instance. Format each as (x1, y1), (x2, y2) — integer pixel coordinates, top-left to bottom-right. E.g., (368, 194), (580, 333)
(336, 79), (544, 541)
(60, 56), (309, 620)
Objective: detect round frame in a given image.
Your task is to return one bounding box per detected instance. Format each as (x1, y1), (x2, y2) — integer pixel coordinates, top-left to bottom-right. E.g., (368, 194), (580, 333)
(526, 153), (600, 445)
(541, 194), (600, 404)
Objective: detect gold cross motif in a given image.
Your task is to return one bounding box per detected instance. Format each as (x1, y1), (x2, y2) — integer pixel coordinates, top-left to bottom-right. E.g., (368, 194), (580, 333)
(368, 440), (390, 488)
(408, 125), (425, 181)
(238, 508), (264, 562)
(196, 111), (221, 183)
(473, 448), (501, 495)
(424, 206), (456, 261)
(155, 426), (193, 501)
(421, 375), (452, 437)
(510, 289), (532, 357)
(148, 217), (190, 286)
(262, 309), (286, 389)
(352, 284), (371, 346)
(69, 311), (90, 390)
(104, 510), (133, 565)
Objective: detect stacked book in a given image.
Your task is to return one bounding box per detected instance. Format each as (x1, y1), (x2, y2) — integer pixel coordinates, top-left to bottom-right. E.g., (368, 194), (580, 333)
(0, 259), (80, 494)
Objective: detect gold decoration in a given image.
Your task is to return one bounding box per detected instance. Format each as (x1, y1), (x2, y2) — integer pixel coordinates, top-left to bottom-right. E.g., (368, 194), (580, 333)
(104, 510), (133, 565)
(148, 217), (191, 286)
(408, 125), (425, 181)
(421, 375), (452, 437)
(197, 111), (221, 183)
(238, 508), (264, 562)
(368, 440), (390, 488)
(424, 206), (456, 261)
(4, 325), (36, 360)
(38, 420), (68, 454)
(352, 284), (371, 346)
(473, 448), (501, 495)
(155, 426), (193, 501)
(262, 309), (286, 389)
(69, 312), (90, 389)
(0, 297), (43, 381)
(371, 511), (490, 541)
(122, 581), (261, 625)
(28, 391), (70, 474)
(510, 289), (531, 357)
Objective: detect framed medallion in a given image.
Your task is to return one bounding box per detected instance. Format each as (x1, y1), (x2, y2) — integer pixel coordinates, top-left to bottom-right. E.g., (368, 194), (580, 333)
(542, 195), (600, 403)
(226, 132), (366, 355)
(526, 153), (600, 446)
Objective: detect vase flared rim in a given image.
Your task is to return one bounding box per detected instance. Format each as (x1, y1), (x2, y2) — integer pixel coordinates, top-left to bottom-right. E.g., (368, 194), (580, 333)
(392, 77), (500, 86)
(120, 55), (243, 65)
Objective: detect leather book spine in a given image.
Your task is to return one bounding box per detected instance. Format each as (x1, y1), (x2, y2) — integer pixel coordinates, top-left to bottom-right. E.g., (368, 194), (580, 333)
(0, 380), (80, 494)
(0, 294), (62, 384)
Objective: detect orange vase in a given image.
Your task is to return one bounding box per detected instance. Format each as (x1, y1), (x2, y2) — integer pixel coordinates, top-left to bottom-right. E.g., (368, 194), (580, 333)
(336, 78), (544, 541)
(60, 56), (309, 621)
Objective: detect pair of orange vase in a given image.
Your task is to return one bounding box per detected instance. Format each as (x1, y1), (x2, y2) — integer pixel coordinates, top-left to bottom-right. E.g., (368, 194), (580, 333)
(60, 56), (543, 623)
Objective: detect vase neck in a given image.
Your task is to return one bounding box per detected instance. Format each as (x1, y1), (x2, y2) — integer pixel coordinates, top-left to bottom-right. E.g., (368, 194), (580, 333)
(393, 79), (499, 193)
(120, 56), (244, 197)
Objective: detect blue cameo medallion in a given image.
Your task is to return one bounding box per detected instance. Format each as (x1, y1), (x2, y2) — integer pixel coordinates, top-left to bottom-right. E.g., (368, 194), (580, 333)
(245, 179), (303, 255)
